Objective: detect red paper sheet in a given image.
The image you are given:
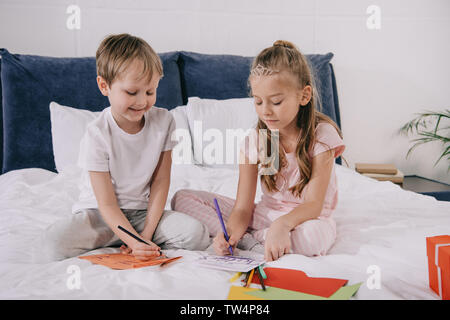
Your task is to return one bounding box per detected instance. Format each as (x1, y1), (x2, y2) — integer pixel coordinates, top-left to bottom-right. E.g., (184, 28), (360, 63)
(248, 267), (348, 298)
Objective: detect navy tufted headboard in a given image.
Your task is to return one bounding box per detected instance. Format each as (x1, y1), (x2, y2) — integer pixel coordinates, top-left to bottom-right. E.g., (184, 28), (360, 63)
(0, 49), (341, 174)
(177, 51), (341, 129)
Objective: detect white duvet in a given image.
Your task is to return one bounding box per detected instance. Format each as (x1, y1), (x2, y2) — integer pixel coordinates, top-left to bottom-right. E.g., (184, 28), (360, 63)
(0, 163), (449, 300)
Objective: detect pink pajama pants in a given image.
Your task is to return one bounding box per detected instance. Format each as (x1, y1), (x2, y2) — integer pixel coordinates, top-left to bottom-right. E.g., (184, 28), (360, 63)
(171, 189), (337, 257)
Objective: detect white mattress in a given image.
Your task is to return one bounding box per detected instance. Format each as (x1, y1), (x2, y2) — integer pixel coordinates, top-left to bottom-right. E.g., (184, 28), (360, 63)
(0, 163), (449, 299)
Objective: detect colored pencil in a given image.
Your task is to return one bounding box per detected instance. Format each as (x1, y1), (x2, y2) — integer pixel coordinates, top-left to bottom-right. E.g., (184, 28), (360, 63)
(246, 268), (255, 288)
(256, 267), (266, 291)
(229, 272), (242, 283)
(243, 271), (250, 287)
(118, 225), (152, 246)
(258, 265), (267, 279)
(213, 198), (233, 255)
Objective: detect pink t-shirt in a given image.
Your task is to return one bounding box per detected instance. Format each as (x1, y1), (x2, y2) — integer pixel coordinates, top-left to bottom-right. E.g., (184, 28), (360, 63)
(240, 122), (345, 218)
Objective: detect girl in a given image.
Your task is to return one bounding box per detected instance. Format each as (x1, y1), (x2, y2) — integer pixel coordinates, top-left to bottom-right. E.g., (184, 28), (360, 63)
(171, 40), (345, 261)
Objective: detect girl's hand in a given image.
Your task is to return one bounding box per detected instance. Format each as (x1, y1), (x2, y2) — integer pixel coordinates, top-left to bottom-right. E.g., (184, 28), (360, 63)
(212, 232), (240, 256)
(264, 220), (292, 261)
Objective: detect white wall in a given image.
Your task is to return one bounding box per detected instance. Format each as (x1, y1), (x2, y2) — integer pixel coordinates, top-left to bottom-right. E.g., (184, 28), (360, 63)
(1, 0), (449, 184)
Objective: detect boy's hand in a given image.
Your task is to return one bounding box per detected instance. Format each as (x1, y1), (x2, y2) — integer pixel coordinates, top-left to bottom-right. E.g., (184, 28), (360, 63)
(212, 232), (239, 256)
(119, 244), (132, 254)
(264, 220), (291, 262)
(120, 241), (161, 261)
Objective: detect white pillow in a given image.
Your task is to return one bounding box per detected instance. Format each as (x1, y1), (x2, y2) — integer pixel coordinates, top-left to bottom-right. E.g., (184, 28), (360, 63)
(50, 102), (192, 172)
(169, 105), (195, 165)
(170, 104), (190, 133)
(50, 102), (100, 173)
(186, 97), (258, 168)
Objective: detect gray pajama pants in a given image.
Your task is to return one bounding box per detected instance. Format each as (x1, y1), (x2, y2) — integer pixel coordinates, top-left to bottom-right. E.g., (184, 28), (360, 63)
(33, 208), (211, 262)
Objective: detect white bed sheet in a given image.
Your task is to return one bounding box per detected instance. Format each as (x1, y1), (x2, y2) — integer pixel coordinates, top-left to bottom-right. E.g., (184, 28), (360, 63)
(0, 163), (449, 300)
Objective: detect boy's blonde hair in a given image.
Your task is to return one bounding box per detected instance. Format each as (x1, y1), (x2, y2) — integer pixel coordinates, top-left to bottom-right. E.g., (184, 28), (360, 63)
(249, 40), (343, 198)
(96, 33), (163, 85)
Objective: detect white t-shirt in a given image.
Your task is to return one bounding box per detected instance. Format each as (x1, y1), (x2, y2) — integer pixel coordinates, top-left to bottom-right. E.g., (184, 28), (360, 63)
(72, 106), (176, 213)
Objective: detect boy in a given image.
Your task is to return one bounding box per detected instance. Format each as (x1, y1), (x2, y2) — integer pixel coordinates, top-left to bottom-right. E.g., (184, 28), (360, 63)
(38, 34), (209, 262)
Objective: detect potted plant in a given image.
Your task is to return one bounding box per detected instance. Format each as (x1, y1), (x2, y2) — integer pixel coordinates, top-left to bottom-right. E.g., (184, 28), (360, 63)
(399, 109), (450, 171)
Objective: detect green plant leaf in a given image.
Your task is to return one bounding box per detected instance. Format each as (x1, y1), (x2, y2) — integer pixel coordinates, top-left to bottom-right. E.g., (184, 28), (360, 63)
(400, 109), (450, 169)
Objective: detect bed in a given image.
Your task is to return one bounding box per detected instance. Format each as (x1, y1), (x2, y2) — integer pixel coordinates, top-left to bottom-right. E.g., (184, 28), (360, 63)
(0, 48), (449, 300)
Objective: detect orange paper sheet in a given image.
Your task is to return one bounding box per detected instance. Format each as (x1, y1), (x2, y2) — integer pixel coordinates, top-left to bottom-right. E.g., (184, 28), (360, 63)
(247, 267), (348, 298)
(79, 253), (182, 270)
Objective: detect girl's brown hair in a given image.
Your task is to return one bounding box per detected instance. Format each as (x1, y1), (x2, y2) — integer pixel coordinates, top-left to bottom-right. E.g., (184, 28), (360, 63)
(96, 33), (163, 86)
(249, 40), (343, 197)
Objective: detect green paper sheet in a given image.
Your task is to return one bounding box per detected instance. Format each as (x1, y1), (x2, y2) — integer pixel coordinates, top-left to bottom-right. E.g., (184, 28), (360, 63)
(244, 282), (363, 300)
(330, 282), (363, 300)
